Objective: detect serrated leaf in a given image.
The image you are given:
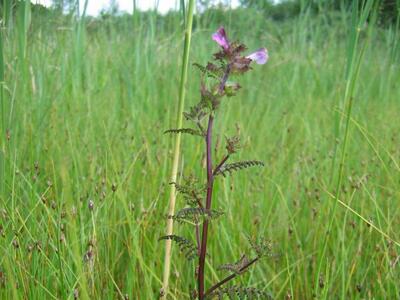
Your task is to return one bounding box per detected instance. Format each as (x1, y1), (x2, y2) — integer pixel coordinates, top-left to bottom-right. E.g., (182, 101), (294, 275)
(215, 160), (264, 177)
(159, 235), (198, 260)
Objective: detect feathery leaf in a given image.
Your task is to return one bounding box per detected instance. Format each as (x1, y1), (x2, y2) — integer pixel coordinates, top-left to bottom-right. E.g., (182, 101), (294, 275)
(164, 128), (203, 136)
(215, 160), (264, 177)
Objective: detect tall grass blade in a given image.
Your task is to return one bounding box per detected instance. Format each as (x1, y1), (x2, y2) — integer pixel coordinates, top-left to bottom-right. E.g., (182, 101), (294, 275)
(161, 0), (196, 298)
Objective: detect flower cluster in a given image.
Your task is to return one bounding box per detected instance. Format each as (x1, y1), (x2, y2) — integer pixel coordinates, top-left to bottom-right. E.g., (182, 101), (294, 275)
(196, 27), (268, 111)
(212, 27), (268, 65)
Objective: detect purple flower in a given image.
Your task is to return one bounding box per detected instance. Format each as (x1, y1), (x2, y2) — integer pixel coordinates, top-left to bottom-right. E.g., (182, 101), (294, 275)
(212, 27), (230, 50)
(246, 48), (268, 65)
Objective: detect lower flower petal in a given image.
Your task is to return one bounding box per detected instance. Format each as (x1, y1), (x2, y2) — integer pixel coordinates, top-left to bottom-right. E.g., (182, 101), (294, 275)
(246, 48), (269, 64)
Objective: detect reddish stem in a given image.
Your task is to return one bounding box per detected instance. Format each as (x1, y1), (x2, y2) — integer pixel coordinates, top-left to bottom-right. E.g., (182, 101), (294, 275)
(198, 115), (214, 299)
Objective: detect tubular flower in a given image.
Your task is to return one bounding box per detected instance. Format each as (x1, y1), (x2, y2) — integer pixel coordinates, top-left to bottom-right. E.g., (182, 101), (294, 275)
(212, 27), (230, 50)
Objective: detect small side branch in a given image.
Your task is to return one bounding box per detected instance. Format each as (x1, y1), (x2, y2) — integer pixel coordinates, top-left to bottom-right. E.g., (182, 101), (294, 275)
(213, 154), (230, 176)
(204, 257), (259, 298)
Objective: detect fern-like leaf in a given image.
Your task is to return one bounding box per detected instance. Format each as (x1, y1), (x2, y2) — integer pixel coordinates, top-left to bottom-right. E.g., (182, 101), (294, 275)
(171, 207), (224, 224)
(158, 235), (198, 260)
(215, 161), (264, 177)
(164, 128), (203, 137)
(207, 285), (273, 299)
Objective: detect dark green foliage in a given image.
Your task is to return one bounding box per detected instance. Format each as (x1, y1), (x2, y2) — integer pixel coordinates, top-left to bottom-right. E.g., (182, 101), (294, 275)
(159, 235), (198, 260)
(172, 207), (224, 224)
(207, 285), (273, 299)
(164, 128), (204, 137)
(214, 161), (264, 177)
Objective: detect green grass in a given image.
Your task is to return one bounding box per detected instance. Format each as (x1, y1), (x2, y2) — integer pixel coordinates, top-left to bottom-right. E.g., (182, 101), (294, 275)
(1, 2), (400, 299)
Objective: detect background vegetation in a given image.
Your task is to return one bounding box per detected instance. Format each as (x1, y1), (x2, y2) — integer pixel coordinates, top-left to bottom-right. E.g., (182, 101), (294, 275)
(0, 0), (399, 299)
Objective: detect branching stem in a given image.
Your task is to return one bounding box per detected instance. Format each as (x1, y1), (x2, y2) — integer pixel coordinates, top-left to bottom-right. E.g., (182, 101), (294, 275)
(204, 257), (259, 298)
(213, 154), (230, 176)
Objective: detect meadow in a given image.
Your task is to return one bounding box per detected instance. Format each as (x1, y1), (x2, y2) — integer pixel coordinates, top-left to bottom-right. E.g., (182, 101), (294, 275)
(0, 1), (400, 299)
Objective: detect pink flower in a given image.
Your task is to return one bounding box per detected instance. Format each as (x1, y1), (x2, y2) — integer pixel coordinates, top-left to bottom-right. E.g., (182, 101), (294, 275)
(212, 27), (230, 50)
(246, 48), (268, 65)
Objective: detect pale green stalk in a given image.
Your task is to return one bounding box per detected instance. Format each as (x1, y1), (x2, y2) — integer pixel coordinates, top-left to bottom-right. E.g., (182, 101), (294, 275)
(0, 19), (5, 198)
(161, 0), (195, 298)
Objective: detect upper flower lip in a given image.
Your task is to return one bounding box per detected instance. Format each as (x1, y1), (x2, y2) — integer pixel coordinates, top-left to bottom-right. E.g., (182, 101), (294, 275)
(212, 27), (230, 50)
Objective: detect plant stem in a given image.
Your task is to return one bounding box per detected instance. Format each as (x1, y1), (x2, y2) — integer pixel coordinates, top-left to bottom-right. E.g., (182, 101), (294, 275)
(198, 115), (214, 300)
(161, 0), (195, 298)
(198, 61), (232, 300)
(204, 257), (259, 298)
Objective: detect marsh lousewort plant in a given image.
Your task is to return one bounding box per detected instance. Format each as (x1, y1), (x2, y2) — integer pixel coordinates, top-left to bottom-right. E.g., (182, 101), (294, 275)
(161, 27), (271, 299)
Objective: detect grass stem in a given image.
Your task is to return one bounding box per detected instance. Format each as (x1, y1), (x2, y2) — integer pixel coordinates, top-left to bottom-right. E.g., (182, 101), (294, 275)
(161, 0), (195, 298)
